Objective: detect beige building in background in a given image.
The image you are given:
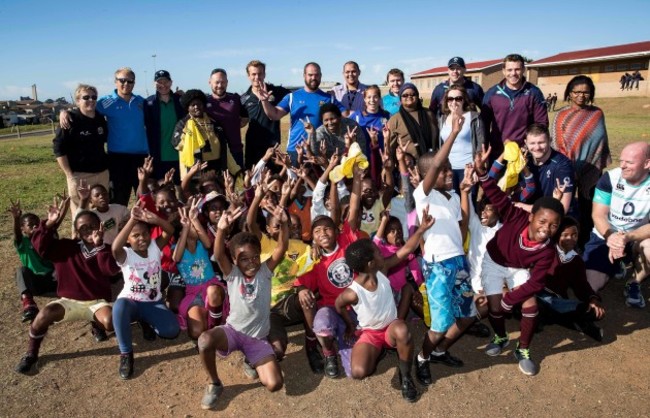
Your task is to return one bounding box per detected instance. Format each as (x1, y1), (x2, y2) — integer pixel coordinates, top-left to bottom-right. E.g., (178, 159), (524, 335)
(410, 59), (502, 97)
(527, 41), (650, 98)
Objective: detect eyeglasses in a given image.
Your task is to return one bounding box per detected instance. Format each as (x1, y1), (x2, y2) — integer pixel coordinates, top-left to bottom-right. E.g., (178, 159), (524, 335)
(116, 78), (135, 85)
(80, 95), (98, 101)
(446, 96), (464, 102)
(571, 91), (591, 96)
(401, 94), (417, 99)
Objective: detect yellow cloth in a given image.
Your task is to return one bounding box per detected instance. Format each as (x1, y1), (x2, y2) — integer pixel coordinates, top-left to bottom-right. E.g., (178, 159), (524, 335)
(497, 141), (526, 191)
(329, 142), (369, 182)
(178, 118), (206, 168)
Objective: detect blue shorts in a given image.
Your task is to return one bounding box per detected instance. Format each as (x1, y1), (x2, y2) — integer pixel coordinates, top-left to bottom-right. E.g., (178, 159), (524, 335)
(537, 291), (581, 314)
(583, 232), (631, 276)
(422, 255), (476, 333)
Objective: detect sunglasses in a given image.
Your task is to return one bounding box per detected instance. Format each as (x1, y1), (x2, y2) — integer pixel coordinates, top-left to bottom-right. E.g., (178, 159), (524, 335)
(446, 96), (464, 102)
(81, 95), (98, 101)
(116, 78), (135, 85)
(401, 94), (417, 99)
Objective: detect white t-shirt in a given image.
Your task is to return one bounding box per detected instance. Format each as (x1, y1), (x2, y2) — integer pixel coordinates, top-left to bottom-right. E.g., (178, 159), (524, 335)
(467, 201), (502, 292)
(349, 272), (397, 330)
(117, 240), (163, 302)
(414, 183), (464, 263)
(440, 111), (473, 170)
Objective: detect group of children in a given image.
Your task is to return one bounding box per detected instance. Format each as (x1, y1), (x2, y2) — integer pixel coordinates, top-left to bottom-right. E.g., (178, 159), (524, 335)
(11, 111), (608, 409)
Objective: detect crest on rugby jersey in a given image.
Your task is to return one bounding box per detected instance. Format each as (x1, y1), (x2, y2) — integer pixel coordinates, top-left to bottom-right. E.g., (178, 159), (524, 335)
(327, 258), (352, 288)
(616, 182), (625, 191)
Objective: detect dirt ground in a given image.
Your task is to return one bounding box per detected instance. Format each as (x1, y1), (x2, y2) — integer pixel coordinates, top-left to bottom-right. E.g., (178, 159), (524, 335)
(1, 245), (649, 418)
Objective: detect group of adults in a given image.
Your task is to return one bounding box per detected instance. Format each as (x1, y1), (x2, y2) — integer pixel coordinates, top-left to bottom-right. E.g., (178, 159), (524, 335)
(53, 53), (649, 308)
(619, 70), (644, 91)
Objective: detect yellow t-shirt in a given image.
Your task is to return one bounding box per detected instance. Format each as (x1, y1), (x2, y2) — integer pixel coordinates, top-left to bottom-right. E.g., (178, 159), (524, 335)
(260, 234), (310, 305)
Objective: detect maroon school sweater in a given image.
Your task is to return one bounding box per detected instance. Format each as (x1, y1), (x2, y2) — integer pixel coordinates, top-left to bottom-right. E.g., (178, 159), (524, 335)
(546, 250), (598, 302)
(31, 221), (119, 301)
(480, 176), (556, 306)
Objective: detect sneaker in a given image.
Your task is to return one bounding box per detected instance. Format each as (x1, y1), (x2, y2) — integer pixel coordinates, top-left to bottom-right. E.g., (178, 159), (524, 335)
(485, 334), (509, 356)
(243, 360), (259, 380)
(140, 321), (157, 341)
(624, 282), (646, 308)
(429, 350), (463, 367)
(306, 346), (324, 374)
(201, 382), (224, 410)
(21, 306), (39, 323)
(324, 355), (339, 378)
(399, 373), (418, 403)
(613, 260), (628, 280)
(465, 321), (491, 338)
(414, 357), (432, 386)
(514, 344), (538, 376)
(119, 352), (134, 380)
(574, 321), (604, 342)
(15, 354), (38, 374)
(91, 321), (109, 342)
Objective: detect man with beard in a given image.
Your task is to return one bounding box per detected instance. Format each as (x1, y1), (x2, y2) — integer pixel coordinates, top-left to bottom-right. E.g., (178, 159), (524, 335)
(205, 68), (249, 169)
(255, 62), (345, 164)
(240, 60), (291, 169)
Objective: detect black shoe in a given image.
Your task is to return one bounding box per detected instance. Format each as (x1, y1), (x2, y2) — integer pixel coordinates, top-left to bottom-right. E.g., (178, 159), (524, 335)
(16, 354), (38, 374)
(91, 321), (108, 342)
(324, 355), (339, 378)
(306, 346), (324, 374)
(465, 321), (490, 338)
(429, 351), (464, 367)
(399, 373), (418, 403)
(21, 306), (39, 323)
(140, 321), (156, 341)
(575, 321), (604, 342)
(119, 352), (134, 380)
(415, 358), (432, 386)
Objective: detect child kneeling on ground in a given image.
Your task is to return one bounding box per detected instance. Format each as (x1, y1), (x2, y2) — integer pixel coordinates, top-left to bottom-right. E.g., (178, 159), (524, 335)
(198, 204), (289, 410)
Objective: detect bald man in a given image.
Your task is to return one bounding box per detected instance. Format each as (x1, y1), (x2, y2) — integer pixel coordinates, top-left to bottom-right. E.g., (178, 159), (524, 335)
(583, 142), (650, 308)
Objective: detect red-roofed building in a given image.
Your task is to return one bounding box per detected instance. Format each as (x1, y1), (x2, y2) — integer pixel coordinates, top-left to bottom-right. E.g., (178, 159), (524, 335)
(410, 59), (503, 97)
(528, 41), (650, 98)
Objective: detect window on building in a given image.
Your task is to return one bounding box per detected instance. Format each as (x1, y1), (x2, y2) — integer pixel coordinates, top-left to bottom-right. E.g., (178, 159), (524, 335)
(630, 63), (642, 70)
(474, 76), (479, 83)
(551, 69), (559, 76)
(569, 68), (578, 74)
(540, 70), (548, 76)
(591, 66), (599, 73)
(581, 67), (590, 74)
(604, 65), (614, 72)
(616, 63), (628, 71)
(559, 69), (568, 75)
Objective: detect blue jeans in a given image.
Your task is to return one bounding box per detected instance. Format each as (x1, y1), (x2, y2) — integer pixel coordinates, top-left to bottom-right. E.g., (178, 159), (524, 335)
(112, 298), (179, 354)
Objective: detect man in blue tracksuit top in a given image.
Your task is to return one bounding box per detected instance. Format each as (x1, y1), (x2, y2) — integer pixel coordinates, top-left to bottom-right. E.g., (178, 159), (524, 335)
(481, 54), (548, 158)
(428, 57), (484, 118)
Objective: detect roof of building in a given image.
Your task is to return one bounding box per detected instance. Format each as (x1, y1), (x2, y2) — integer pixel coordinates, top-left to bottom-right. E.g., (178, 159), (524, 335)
(529, 40), (650, 67)
(411, 59), (502, 78)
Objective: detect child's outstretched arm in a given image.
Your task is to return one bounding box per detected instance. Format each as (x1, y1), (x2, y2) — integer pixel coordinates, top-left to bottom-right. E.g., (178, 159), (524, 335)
(213, 207), (245, 277)
(77, 179), (90, 210)
(188, 197), (212, 249)
(173, 207), (190, 263)
(422, 113), (464, 195)
(379, 148), (394, 209)
(246, 182), (267, 240)
(347, 162), (364, 231)
(384, 205), (435, 271)
(329, 177), (341, 227)
(112, 206), (140, 264)
(459, 163), (476, 241)
(335, 288), (359, 345)
(374, 210), (390, 241)
(266, 205), (289, 272)
(180, 160), (208, 200)
(44, 192), (70, 230)
(474, 144), (520, 222)
(136, 156), (154, 197)
(8, 199), (22, 245)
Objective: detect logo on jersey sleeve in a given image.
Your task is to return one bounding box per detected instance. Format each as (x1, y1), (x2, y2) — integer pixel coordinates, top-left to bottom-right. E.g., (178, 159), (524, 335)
(326, 258), (352, 288)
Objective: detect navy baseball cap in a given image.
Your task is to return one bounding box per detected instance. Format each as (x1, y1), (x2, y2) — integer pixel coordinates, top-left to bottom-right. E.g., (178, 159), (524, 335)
(447, 57), (466, 68)
(154, 70), (171, 81)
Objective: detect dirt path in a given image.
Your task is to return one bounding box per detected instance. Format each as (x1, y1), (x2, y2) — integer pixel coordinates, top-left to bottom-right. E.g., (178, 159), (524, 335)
(1, 254), (649, 417)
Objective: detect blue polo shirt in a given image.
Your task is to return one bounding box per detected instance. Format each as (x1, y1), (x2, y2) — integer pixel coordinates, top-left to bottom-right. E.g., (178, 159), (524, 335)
(382, 93), (400, 116)
(96, 90), (148, 154)
(277, 88), (345, 151)
(525, 149), (576, 211)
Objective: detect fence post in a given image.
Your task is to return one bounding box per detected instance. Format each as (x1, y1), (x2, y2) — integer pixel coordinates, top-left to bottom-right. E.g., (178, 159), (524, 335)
(17, 125), (21, 139)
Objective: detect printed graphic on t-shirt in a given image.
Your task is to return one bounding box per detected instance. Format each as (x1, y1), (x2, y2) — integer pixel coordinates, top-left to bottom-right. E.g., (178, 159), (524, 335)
(239, 277), (258, 302)
(128, 262), (161, 300)
(327, 258), (352, 288)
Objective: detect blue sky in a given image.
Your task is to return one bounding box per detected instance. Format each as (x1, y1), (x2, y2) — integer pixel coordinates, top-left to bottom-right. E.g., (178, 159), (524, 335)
(1, 0), (648, 101)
